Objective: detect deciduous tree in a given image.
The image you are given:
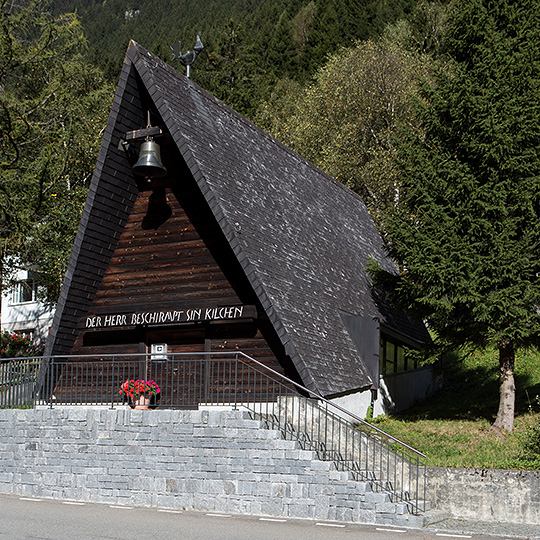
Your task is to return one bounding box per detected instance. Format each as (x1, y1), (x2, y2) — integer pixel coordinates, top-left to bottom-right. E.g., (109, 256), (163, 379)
(0, 0), (113, 301)
(256, 34), (432, 225)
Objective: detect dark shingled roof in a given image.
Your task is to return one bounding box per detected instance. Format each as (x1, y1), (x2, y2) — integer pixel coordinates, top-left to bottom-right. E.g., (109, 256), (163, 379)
(46, 42), (429, 397)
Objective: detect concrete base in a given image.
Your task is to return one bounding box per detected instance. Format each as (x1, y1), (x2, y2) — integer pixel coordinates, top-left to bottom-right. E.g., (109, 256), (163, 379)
(427, 466), (540, 526)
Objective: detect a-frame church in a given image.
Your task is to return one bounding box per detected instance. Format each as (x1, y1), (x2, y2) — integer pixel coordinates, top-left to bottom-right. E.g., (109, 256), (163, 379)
(45, 42), (434, 415)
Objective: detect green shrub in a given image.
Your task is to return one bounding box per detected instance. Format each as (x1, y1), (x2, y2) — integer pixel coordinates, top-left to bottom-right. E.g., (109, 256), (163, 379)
(518, 397), (540, 468)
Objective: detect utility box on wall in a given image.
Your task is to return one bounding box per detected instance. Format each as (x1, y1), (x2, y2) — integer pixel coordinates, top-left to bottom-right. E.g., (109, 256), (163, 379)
(150, 343), (168, 360)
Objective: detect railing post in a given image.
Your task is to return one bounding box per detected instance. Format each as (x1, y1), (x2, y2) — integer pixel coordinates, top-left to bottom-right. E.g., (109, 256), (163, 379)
(204, 354), (209, 405)
(6, 360), (13, 408)
(111, 355), (116, 409)
(234, 353), (238, 410)
(49, 357), (54, 409)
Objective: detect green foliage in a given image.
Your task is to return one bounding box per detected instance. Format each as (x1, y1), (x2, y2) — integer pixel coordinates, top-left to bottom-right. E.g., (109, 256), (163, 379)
(0, 0), (113, 300)
(397, 0), (450, 56)
(291, 1), (315, 55)
(517, 395), (540, 468)
(370, 0), (540, 354)
(0, 331), (44, 358)
(370, 348), (540, 468)
(519, 427), (540, 468)
(194, 19), (269, 118)
(519, 420), (540, 469)
(50, 0), (417, 115)
(256, 33), (434, 224)
(365, 404), (374, 421)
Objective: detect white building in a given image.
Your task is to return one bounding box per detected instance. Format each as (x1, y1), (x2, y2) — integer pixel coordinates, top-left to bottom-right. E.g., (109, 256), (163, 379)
(1, 268), (55, 344)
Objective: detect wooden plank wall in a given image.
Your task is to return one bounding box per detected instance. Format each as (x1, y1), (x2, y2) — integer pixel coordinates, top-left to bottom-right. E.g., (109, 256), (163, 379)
(69, 179), (291, 401)
(87, 187), (240, 314)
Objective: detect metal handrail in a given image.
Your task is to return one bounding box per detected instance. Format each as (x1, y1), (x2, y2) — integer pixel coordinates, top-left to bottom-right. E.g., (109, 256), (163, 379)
(2, 351), (426, 513)
(0, 357), (41, 408)
(239, 352), (426, 458)
(36, 350), (424, 457)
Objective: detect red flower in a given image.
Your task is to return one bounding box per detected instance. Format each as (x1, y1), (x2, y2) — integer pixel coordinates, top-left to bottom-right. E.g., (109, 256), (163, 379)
(119, 379), (160, 398)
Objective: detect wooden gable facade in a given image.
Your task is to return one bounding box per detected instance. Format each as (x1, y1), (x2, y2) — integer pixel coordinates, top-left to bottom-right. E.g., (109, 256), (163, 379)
(73, 166), (290, 379)
(45, 42), (430, 402)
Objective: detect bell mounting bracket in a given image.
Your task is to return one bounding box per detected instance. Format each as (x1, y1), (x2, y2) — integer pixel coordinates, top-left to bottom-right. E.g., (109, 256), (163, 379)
(124, 126), (163, 142)
(119, 126), (164, 152)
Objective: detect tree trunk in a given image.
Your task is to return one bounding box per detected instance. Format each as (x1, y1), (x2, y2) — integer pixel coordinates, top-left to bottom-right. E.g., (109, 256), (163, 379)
(491, 340), (515, 434)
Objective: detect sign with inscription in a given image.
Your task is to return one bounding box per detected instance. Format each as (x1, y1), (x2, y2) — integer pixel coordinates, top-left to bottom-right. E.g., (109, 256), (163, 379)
(83, 305), (255, 330)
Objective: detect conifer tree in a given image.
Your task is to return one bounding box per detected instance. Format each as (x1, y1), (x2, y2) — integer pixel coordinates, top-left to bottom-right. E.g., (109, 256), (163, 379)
(370, 0), (540, 433)
(195, 19), (268, 118)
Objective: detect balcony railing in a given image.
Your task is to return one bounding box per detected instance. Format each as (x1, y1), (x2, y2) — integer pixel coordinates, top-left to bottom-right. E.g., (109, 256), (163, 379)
(1, 352), (427, 514)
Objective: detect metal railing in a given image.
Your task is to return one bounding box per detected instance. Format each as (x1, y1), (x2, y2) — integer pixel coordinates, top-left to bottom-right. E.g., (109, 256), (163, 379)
(0, 357), (41, 408)
(3, 351), (426, 514)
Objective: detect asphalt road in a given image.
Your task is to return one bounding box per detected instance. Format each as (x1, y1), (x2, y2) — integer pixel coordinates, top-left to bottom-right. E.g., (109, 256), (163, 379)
(0, 494), (520, 540)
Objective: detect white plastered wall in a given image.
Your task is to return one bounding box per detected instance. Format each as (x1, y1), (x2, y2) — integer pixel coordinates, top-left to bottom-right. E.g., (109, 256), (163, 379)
(1, 269), (55, 344)
(330, 365), (440, 419)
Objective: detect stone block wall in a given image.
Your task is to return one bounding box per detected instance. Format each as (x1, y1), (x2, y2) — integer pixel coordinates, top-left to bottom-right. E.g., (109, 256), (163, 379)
(0, 408), (422, 526)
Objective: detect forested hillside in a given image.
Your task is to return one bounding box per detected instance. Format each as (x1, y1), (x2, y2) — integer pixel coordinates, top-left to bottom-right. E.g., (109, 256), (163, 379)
(51, 0), (418, 116)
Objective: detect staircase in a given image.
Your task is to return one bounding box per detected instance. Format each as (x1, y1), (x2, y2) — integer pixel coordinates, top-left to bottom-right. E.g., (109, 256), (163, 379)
(249, 394), (427, 517)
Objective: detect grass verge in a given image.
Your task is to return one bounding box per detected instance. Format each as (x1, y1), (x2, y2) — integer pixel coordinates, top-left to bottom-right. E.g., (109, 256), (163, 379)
(371, 348), (540, 469)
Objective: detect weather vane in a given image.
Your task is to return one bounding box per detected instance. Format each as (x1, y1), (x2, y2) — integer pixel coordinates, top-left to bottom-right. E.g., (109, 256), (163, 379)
(170, 33), (204, 79)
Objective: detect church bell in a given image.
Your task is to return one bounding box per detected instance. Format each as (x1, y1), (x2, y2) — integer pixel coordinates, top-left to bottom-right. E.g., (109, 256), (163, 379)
(132, 138), (167, 179)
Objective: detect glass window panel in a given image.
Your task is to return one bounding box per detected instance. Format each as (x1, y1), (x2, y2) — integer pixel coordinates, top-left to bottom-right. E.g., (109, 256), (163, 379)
(385, 341), (396, 373)
(11, 279), (36, 304)
(396, 345), (406, 372)
(379, 342), (385, 375)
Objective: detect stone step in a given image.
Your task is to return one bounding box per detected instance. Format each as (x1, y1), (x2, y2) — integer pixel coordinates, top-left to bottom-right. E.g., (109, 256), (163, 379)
(421, 509), (450, 525)
(252, 410), (425, 524)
